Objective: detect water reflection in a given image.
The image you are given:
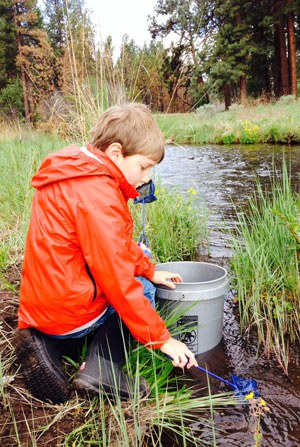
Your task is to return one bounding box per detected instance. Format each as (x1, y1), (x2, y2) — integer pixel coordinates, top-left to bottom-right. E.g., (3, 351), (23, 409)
(155, 144), (300, 257)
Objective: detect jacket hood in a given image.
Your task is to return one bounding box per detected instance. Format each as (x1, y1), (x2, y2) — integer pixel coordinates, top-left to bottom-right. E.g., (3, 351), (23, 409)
(31, 144), (138, 199)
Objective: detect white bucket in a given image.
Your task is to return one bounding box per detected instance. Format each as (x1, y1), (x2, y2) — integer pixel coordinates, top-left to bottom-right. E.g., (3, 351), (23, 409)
(155, 261), (229, 354)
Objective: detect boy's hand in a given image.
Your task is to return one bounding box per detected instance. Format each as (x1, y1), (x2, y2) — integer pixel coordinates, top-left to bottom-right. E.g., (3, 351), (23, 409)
(151, 270), (183, 288)
(160, 337), (198, 369)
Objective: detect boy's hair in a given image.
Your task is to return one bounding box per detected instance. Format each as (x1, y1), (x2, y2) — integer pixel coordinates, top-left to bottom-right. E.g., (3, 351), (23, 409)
(91, 103), (165, 163)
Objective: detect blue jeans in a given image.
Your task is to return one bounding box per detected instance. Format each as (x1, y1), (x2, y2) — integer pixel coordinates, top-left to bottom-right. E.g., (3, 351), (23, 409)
(50, 277), (156, 339)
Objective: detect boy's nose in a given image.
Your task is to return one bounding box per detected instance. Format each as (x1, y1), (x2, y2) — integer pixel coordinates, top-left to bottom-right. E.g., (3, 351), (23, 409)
(141, 172), (150, 183)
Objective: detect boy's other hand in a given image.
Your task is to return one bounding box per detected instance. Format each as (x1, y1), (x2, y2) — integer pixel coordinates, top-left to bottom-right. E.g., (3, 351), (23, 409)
(151, 270), (183, 289)
(160, 337), (198, 369)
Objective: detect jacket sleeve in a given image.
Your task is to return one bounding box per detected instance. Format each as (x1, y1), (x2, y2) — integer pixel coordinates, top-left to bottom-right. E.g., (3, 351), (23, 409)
(129, 239), (155, 279)
(73, 177), (170, 348)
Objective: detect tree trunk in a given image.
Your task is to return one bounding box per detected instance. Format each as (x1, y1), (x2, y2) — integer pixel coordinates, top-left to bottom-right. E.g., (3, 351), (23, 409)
(264, 66), (273, 100)
(273, 25), (281, 98)
(240, 76), (247, 105)
(224, 83), (232, 110)
(273, 0), (289, 96)
(235, 10), (247, 104)
(20, 68), (31, 126)
(13, 1), (32, 126)
(287, 0), (297, 96)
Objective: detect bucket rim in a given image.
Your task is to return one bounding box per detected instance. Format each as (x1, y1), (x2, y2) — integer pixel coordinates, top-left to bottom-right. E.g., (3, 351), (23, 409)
(155, 261), (228, 285)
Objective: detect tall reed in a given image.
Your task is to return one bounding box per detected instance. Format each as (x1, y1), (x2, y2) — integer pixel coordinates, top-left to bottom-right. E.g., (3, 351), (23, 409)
(230, 162), (300, 372)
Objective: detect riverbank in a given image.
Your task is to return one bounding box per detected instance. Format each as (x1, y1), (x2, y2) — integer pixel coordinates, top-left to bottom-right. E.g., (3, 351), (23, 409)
(156, 96), (300, 146)
(2, 97), (300, 147)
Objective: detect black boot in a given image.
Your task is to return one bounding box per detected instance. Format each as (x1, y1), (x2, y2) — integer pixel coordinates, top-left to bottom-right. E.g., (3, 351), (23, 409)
(13, 328), (70, 404)
(72, 313), (150, 401)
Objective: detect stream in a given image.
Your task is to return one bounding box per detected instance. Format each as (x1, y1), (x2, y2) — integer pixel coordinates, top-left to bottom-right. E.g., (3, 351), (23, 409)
(155, 144), (300, 447)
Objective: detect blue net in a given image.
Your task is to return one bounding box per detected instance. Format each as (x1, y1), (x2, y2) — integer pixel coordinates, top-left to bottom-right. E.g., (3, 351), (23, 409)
(231, 374), (260, 398)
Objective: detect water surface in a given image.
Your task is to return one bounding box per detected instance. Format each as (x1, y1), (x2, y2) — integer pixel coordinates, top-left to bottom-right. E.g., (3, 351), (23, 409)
(155, 144), (300, 447)
(156, 144), (300, 257)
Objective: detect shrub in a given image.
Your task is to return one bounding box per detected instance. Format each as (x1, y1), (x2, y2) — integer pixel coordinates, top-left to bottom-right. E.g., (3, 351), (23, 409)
(196, 104), (217, 118)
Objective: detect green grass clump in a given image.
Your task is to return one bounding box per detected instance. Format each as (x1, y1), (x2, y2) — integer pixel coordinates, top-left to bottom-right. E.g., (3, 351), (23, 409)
(230, 162), (300, 372)
(156, 97), (300, 145)
(131, 184), (209, 263)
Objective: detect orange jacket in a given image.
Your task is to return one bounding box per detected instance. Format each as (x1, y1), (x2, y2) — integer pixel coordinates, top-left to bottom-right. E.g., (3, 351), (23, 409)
(18, 144), (170, 348)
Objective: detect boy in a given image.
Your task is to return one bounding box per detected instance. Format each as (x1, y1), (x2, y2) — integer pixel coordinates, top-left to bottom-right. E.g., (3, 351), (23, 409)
(13, 103), (197, 404)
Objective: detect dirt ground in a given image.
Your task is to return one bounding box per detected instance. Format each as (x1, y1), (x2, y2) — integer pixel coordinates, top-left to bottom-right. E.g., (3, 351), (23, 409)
(0, 266), (104, 447)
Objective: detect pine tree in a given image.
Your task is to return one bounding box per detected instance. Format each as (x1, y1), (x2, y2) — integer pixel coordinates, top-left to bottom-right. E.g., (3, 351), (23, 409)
(0, 0), (25, 118)
(43, 0), (65, 55)
(42, 0), (96, 94)
(243, 0), (274, 99)
(59, 0), (96, 94)
(13, 0), (55, 124)
(116, 35), (141, 102)
(200, 0), (255, 108)
(274, 0), (290, 96)
(150, 0), (204, 110)
(0, 0), (18, 89)
(136, 41), (169, 112)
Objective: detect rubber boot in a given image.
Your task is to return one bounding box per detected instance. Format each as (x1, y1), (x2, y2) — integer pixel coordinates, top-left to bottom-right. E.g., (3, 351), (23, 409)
(13, 328), (70, 404)
(72, 313), (150, 401)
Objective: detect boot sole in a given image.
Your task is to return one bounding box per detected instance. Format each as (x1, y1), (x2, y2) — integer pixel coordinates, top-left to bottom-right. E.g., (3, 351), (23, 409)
(13, 329), (70, 404)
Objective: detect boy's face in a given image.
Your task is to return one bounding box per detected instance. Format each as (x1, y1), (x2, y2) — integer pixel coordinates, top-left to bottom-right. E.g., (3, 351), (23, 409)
(105, 144), (157, 188)
(116, 153), (157, 187)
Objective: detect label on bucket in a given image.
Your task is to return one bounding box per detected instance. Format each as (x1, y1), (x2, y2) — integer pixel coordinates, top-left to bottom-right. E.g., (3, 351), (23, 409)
(177, 316), (198, 354)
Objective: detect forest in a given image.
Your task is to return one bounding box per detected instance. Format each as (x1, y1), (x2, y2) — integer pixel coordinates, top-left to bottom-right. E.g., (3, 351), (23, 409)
(0, 0), (299, 128)
(1, 2), (300, 446)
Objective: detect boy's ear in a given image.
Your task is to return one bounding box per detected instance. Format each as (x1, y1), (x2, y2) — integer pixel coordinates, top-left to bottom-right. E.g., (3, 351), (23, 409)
(105, 143), (123, 162)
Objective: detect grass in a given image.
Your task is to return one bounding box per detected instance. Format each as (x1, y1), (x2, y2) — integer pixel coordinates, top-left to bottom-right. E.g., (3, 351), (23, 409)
(0, 131), (67, 269)
(230, 161), (300, 373)
(156, 95), (300, 146)
(38, 93), (300, 147)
